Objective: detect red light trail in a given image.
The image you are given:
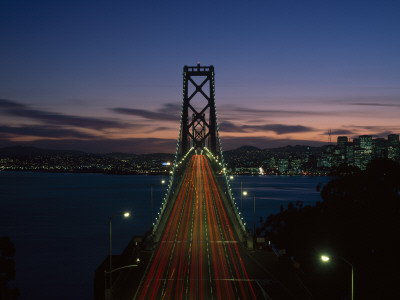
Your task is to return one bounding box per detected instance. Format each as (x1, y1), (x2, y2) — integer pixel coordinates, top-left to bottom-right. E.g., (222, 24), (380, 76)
(136, 154), (256, 299)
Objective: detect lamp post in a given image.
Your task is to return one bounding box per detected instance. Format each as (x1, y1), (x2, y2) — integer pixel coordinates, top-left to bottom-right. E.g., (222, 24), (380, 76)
(242, 189), (247, 212)
(242, 191), (256, 236)
(253, 195), (256, 237)
(150, 186), (153, 227)
(320, 255), (354, 300)
(241, 182), (243, 211)
(108, 212), (130, 300)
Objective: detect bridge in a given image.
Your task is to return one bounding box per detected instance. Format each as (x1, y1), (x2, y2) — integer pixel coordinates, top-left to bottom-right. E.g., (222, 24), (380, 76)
(136, 64), (254, 299)
(94, 64), (312, 300)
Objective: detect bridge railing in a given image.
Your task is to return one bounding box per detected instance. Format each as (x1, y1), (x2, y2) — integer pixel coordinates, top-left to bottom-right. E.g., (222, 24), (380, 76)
(203, 147), (247, 237)
(151, 147), (195, 241)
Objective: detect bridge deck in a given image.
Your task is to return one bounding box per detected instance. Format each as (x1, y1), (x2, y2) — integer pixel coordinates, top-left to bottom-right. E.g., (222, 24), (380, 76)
(136, 154), (257, 299)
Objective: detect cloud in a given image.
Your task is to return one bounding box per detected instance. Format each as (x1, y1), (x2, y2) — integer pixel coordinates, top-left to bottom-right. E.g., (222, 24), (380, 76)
(143, 126), (178, 134)
(243, 124), (315, 134)
(375, 131), (397, 137)
(110, 103), (181, 122)
(349, 102), (400, 107)
(333, 96), (400, 108)
(0, 125), (96, 139)
(218, 104), (331, 117)
(0, 99), (129, 129)
(350, 125), (398, 132)
(220, 136), (325, 150)
(218, 121), (315, 134)
(218, 121), (247, 133)
(0, 134), (328, 154)
(324, 129), (354, 135)
(110, 103), (334, 129)
(0, 137), (178, 154)
(159, 103), (182, 114)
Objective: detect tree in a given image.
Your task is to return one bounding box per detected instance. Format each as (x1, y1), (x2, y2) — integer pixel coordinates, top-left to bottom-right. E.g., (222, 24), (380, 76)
(262, 159), (400, 299)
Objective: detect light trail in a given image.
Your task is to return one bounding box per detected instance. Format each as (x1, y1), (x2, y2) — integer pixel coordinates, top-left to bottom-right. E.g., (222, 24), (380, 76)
(136, 154), (256, 299)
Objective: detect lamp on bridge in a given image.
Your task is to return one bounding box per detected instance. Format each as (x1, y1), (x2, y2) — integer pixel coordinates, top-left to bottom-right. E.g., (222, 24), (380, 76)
(161, 179), (165, 198)
(241, 190), (257, 237)
(107, 211), (131, 300)
(320, 254), (354, 300)
(241, 187), (247, 211)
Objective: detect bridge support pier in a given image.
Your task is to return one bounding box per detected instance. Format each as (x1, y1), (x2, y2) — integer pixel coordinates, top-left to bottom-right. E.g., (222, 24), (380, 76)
(246, 230), (254, 249)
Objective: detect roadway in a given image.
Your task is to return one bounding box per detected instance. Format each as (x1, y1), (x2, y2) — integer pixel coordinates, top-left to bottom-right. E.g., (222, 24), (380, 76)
(136, 154), (258, 299)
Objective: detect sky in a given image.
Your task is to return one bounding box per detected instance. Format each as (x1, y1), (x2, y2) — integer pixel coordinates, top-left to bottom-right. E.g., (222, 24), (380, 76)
(1, 0), (399, 153)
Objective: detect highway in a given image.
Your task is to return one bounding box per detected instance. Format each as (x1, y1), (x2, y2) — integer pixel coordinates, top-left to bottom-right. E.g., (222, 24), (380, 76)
(136, 154), (257, 299)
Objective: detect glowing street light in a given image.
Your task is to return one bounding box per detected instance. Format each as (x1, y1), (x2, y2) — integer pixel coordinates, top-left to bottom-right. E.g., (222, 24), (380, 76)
(320, 255), (354, 300)
(241, 190), (248, 215)
(242, 190), (256, 236)
(320, 255), (330, 262)
(161, 179), (166, 199)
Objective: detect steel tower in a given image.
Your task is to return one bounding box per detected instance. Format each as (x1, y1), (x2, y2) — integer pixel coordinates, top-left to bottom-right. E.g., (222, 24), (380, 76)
(181, 63), (217, 155)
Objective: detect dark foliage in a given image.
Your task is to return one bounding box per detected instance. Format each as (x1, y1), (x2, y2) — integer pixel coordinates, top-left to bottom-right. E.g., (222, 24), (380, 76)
(262, 159), (400, 299)
(0, 237), (19, 299)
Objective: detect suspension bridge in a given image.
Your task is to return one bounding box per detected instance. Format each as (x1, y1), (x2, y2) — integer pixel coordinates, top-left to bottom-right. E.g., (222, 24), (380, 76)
(135, 63), (256, 299)
(95, 64), (311, 300)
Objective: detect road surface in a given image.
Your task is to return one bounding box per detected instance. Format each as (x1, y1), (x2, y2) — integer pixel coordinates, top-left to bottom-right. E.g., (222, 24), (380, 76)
(136, 154), (257, 299)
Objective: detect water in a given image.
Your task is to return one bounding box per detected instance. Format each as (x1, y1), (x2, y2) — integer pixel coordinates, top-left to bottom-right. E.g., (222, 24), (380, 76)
(229, 175), (330, 229)
(0, 172), (329, 300)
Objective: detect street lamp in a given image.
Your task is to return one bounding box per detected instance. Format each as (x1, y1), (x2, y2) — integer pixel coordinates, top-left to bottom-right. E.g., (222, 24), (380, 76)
(320, 255), (354, 300)
(161, 179), (166, 203)
(320, 255), (330, 262)
(108, 212), (130, 300)
(253, 195), (256, 236)
(242, 191), (256, 236)
(240, 182), (243, 210)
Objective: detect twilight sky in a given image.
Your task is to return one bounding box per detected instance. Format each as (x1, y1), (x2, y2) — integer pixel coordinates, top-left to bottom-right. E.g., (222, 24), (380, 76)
(1, 0), (399, 153)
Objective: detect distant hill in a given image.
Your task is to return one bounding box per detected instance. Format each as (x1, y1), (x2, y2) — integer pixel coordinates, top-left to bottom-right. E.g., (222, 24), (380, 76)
(0, 146), (175, 160)
(0, 144), (326, 158)
(0, 146), (86, 158)
(267, 145), (326, 155)
(230, 145), (261, 152)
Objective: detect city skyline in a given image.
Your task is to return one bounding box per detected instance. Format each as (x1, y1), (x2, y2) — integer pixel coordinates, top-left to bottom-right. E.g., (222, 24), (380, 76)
(1, 1), (400, 153)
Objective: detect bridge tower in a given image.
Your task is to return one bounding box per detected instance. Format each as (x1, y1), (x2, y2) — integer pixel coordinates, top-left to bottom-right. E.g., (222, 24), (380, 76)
(181, 63), (217, 155)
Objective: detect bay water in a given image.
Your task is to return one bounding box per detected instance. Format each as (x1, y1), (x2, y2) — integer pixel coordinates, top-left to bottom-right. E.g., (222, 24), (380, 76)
(0, 172), (329, 300)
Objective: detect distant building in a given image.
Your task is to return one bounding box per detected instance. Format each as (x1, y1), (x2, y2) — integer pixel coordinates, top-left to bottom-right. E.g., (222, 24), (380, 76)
(278, 158), (289, 174)
(305, 146), (312, 163)
(289, 159), (301, 174)
(359, 135), (372, 169)
(345, 141), (354, 165)
(373, 138), (387, 159)
(360, 135), (372, 150)
(388, 134), (400, 161)
(337, 136), (348, 156)
(317, 153), (331, 168)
